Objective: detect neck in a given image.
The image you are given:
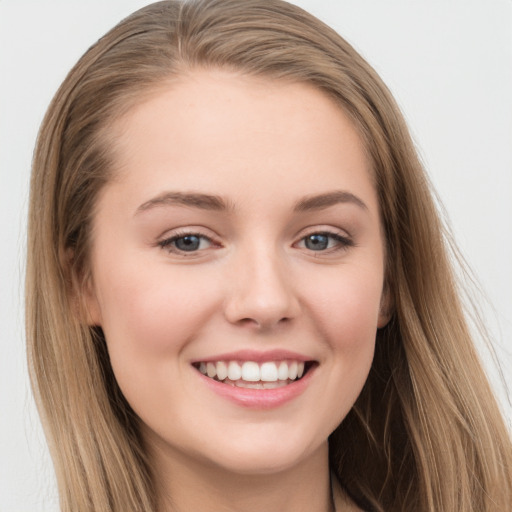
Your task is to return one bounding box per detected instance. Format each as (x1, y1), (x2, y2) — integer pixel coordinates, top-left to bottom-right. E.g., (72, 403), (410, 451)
(148, 438), (334, 512)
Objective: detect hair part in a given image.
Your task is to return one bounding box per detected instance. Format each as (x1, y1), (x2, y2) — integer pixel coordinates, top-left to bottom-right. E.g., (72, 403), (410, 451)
(26, 1), (511, 510)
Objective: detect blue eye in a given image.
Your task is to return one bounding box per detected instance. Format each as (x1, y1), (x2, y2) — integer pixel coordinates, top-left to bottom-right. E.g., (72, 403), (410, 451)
(174, 235), (202, 251)
(304, 234), (330, 251)
(299, 232), (352, 252)
(159, 233), (212, 253)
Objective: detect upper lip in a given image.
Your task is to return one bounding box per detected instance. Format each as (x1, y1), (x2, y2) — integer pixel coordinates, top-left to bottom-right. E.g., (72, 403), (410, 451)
(190, 349), (314, 364)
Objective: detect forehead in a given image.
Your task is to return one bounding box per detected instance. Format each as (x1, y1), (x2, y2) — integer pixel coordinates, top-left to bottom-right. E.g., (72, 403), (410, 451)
(103, 69), (377, 215)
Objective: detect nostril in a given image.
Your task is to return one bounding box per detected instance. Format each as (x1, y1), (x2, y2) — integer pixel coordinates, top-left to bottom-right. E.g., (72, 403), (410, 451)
(233, 317), (290, 331)
(223, 270), (301, 329)
(238, 318), (258, 327)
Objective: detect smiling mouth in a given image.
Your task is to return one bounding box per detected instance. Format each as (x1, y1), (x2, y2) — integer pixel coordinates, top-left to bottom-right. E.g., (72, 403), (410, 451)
(193, 360), (316, 389)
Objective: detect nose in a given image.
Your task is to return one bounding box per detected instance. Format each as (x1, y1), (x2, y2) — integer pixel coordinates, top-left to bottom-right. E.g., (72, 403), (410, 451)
(223, 244), (300, 331)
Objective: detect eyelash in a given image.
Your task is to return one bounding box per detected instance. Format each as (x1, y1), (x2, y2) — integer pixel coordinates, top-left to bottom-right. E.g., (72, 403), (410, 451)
(157, 231), (217, 255)
(296, 231), (354, 253)
(157, 230), (354, 255)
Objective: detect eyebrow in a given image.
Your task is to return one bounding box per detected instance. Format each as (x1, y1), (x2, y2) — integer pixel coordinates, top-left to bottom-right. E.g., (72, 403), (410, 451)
(136, 191), (232, 214)
(293, 191), (368, 213)
(135, 189), (368, 215)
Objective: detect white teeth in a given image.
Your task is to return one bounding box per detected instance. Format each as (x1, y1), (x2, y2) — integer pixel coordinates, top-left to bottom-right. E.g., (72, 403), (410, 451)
(242, 361), (260, 381)
(216, 361), (228, 380)
(197, 359), (309, 383)
(235, 380), (262, 389)
(278, 361), (289, 380)
(206, 362), (216, 378)
(227, 361), (242, 380)
(260, 362), (278, 382)
(263, 380), (288, 389)
(288, 361), (298, 380)
(234, 380), (288, 389)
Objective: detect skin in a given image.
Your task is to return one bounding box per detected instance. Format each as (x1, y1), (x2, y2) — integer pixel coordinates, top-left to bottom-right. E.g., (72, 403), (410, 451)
(85, 70), (389, 512)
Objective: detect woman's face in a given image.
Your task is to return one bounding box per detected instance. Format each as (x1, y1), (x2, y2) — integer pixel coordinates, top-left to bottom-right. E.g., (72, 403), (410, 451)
(85, 70), (389, 475)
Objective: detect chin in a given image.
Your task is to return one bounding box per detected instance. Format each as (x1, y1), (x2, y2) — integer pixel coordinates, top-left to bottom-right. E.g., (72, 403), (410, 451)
(214, 453), (301, 476)
(195, 429), (327, 477)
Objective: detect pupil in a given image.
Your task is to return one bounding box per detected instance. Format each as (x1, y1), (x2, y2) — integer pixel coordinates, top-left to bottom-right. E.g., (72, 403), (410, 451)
(176, 235), (200, 251)
(305, 234), (328, 251)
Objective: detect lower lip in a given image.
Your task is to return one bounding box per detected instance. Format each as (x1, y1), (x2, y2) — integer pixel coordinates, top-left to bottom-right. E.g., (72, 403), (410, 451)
(197, 367), (315, 409)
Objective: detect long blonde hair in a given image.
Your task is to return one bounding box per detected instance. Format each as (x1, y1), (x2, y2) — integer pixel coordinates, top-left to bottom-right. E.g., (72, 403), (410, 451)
(26, 1), (512, 510)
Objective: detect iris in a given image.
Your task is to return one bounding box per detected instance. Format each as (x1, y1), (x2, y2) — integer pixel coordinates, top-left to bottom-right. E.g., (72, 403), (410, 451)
(304, 234), (329, 251)
(175, 235), (201, 251)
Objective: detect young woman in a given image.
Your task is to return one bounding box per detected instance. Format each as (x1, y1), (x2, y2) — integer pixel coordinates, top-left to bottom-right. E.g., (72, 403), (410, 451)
(26, 0), (512, 511)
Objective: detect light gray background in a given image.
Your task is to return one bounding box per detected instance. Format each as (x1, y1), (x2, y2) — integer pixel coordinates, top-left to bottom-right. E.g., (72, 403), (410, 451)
(1, 1), (511, 510)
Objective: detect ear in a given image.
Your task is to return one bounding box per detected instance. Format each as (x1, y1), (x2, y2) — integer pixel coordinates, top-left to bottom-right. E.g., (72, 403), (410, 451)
(65, 248), (103, 326)
(81, 273), (103, 326)
(377, 283), (393, 328)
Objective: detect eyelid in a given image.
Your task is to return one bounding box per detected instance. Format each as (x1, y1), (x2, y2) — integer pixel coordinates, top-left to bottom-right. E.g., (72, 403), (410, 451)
(293, 227), (355, 253)
(157, 227), (222, 255)
(155, 225), (354, 256)
(296, 220), (353, 235)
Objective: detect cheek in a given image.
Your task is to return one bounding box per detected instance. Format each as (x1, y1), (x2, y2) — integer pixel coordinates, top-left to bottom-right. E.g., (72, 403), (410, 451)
(310, 266), (383, 417)
(92, 261), (225, 429)
(305, 265), (384, 351)
(92, 260), (220, 376)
